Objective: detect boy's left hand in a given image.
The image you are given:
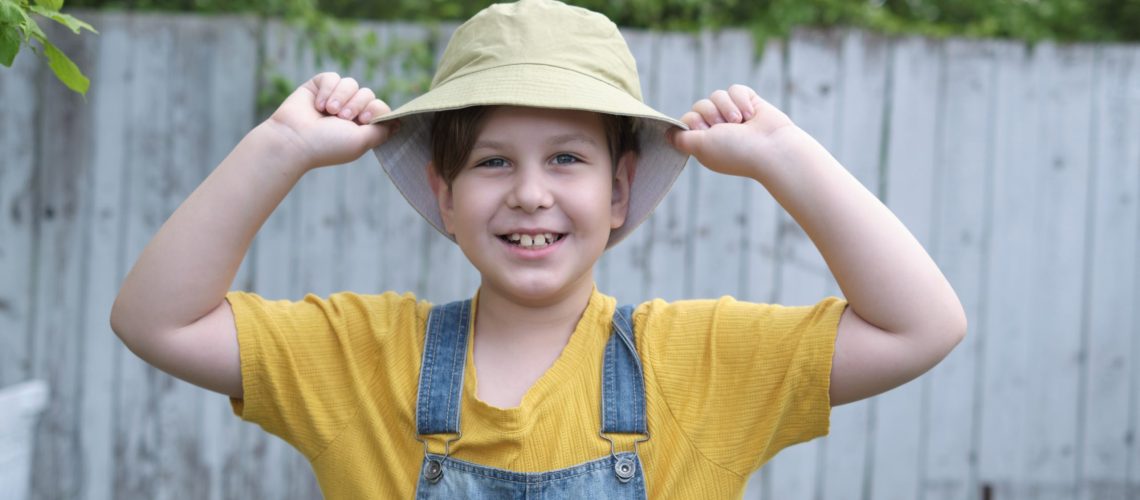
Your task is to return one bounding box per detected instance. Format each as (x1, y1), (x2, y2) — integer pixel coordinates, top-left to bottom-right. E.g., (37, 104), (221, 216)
(668, 84), (798, 179)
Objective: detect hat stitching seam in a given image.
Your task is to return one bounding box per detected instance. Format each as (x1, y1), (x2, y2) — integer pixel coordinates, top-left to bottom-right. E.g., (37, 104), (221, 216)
(437, 60), (636, 99)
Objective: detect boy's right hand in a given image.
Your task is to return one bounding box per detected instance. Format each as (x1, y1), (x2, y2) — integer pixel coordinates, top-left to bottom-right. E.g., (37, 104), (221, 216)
(263, 72), (399, 169)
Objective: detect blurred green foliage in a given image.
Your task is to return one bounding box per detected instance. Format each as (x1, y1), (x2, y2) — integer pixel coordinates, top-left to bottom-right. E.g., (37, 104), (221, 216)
(2, 0), (97, 94)
(67, 0), (1140, 42)
(44, 0), (1138, 101)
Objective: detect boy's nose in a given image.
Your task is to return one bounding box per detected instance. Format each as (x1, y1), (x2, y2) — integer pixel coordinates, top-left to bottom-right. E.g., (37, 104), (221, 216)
(506, 166), (554, 213)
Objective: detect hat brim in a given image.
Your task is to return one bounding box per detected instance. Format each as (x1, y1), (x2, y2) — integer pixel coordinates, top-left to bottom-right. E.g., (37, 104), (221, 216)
(370, 63), (690, 248)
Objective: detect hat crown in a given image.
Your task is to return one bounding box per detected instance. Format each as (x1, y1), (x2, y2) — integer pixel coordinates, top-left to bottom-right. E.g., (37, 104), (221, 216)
(433, 0), (644, 102)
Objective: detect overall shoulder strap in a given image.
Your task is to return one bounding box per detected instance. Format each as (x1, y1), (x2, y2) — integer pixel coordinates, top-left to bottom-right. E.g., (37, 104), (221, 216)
(416, 299), (472, 436)
(601, 304), (648, 435)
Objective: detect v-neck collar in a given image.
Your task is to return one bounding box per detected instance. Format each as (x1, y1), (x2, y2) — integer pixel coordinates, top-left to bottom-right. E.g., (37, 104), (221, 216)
(462, 288), (613, 430)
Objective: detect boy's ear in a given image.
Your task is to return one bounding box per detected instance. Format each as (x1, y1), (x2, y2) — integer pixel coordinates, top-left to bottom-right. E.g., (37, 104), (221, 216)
(427, 162), (456, 234)
(610, 152), (637, 229)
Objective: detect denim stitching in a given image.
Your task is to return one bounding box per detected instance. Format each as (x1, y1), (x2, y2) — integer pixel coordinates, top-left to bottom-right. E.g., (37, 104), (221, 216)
(426, 452), (642, 484)
(417, 306), (440, 434)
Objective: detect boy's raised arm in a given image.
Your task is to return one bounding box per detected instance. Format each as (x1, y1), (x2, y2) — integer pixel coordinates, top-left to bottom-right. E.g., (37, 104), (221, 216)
(110, 73), (396, 398)
(670, 85), (968, 407)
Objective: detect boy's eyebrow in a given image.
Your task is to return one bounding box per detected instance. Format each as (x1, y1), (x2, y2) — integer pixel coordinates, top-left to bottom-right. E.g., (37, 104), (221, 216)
(546, 133), (600, 147)
(472, 134), (600, 151)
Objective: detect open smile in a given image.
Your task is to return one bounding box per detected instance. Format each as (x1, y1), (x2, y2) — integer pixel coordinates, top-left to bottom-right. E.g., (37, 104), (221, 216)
(496, 232), (567, 249)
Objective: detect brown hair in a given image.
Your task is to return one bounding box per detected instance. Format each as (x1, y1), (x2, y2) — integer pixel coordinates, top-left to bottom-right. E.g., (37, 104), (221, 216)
(430, 106), (639, 187)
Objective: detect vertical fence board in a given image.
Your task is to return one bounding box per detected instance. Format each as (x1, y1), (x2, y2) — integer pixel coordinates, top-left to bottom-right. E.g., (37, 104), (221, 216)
(921, 38), (995, 500)
(819, 28), (890, 500)
(1125, 47), (1140, 500)
(976, 41), (1042, 499)
(763, 28), (843, 500)
(0, 18), (39, 389)
(1079, 44), (1140, 500)
(77, 13), (129, 500)
(1025, 42), (1095, 500)
(27, 18), (97, 500)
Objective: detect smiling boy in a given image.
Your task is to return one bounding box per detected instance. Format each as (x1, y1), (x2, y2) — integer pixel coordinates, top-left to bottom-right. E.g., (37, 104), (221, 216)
(110, 0), (966, 498)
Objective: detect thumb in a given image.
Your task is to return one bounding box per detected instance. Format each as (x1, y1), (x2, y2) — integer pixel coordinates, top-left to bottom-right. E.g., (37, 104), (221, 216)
(668, 127), (704, 156)
(359, 120), (401, 150)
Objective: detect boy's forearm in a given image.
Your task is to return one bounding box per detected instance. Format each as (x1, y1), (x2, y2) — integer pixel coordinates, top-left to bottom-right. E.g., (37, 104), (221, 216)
(111, 121), (309, 337)
(751, 126), (965, 335)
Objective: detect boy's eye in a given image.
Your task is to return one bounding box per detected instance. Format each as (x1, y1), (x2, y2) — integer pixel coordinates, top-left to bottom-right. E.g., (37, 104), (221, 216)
(553, 154), (579, 165)
(478, 158), (507, 168)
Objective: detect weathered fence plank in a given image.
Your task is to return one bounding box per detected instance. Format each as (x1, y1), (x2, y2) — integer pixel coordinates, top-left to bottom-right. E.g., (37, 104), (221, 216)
(921, 38), (996, 500)
(27, 18), (98, 500)
(1078, 44), (1140, 500)
(977, 40), (1041, 499)
(1024, 42), (1095, 500)
(0, 17), (38, 390)
(77, 13), (130, 500)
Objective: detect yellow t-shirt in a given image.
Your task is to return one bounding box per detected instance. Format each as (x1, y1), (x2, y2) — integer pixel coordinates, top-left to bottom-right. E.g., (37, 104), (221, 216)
(226, 288), (846, 499)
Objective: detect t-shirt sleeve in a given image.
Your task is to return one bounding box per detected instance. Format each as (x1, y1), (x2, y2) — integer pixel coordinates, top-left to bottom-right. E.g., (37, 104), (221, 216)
(225, 290), (424, 460)
(636, 295), (847, 476)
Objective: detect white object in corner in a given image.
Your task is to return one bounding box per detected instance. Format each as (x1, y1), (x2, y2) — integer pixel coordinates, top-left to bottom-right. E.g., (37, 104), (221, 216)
(0, 380), (49, 500)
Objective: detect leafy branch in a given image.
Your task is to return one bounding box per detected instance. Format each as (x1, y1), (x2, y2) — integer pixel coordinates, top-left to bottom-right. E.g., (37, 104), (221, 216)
(1, 0), (97, 95)
(256, 4), (437, 119)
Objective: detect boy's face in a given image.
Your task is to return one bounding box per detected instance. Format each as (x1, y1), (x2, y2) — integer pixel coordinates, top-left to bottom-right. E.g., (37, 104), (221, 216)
(431, 106), (634, 305)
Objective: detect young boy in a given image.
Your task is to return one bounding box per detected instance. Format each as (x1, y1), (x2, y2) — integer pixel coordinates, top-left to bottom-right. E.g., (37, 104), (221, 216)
(110, 0), (966, 498)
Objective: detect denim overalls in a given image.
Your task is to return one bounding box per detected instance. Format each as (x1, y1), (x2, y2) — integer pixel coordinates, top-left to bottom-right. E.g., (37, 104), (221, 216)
(413, 300), (650, 499)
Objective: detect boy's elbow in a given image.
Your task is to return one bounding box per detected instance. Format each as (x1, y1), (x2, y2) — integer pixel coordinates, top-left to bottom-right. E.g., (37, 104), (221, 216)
(939, 300), (969, 353)
(109, 295), (140, 344)
(109, 297), (129, 340)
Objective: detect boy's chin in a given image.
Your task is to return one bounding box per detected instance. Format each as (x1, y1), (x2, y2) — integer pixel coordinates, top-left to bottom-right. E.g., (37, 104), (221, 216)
(481, 273), (591, 306)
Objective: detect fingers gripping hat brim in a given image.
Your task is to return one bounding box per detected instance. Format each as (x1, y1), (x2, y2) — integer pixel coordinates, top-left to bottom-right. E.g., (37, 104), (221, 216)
(368, 0), (691, 248)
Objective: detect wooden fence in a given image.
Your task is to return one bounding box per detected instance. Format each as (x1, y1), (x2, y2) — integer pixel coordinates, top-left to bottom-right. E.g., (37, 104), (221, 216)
(1, 11), (1138, 500)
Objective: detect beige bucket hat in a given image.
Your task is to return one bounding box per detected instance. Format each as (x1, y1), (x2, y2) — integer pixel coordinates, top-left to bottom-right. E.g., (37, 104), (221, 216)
(369, 0), (689, 247)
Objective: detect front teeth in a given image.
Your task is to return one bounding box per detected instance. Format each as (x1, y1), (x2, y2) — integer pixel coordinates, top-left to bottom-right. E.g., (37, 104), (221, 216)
(507, 233), (556, 248)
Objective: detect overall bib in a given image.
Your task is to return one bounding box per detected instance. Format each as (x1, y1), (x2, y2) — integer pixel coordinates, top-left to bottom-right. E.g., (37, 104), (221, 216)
(413, 300), (650, 499)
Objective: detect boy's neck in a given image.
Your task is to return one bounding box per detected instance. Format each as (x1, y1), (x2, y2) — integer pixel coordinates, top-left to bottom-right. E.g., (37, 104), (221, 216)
(473, 279), (596, 347)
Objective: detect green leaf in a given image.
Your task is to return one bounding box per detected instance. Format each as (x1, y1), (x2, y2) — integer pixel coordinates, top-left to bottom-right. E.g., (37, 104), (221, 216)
(39, 36), (89, 95)
(29, 6), (96, 34)
(0, 1), (22, 25)
(0, 24), (19, 66)
(33, 0), (64, 12)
